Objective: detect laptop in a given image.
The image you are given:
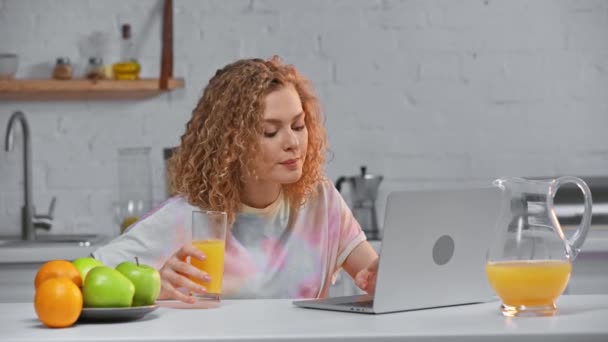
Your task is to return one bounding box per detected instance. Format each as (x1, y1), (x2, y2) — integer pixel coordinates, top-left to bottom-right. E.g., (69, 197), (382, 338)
(293, 187), (502, 314)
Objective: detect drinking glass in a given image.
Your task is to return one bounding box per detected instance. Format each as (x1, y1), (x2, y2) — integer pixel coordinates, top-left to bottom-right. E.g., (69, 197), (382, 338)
(189, 210), (227, 307)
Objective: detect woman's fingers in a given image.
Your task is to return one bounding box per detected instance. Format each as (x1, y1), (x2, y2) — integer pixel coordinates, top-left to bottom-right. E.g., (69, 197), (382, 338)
(165, 267), (207, 294)
(366, 274), (377, 295)
(161, 259), (208, 293)
(365, 258), (379, 295)
(159, 266), (206, 303)
(354, 270), (370, 290)
(160, 279), (196, 304)
(175, 244), (206, 261)
(355, 258), (380, 293)
(168, 257), (210, 283)
(157, 245), (212, 303)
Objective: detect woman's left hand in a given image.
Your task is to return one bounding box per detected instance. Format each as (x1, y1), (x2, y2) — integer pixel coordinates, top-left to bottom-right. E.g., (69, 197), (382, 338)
(354, 257), (379, 295)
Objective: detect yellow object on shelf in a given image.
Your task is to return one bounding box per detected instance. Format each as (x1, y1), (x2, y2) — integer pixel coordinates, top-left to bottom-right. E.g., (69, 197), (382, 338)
(113, 24), (141, 80)
(113, 61), (140, 80)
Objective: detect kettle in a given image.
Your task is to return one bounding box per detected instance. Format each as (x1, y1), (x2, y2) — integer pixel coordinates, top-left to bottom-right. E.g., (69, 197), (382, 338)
(336, 166), (384, 240)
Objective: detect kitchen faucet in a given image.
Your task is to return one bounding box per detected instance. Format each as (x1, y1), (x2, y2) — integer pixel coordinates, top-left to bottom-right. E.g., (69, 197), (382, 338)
(4, 111), (56, 240)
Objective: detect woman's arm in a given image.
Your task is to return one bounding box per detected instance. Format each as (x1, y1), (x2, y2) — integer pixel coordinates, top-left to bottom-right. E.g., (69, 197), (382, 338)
(342, 241), (378, 281)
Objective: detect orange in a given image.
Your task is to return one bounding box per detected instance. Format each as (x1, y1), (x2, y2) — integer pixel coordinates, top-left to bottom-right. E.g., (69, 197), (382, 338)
(34, 277), (83, 328)
(35, 260), (82, 289)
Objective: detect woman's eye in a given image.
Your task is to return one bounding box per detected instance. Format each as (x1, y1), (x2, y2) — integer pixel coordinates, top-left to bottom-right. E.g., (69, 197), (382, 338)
(264, 131), (277, 138)
(293, 125), (306, 131)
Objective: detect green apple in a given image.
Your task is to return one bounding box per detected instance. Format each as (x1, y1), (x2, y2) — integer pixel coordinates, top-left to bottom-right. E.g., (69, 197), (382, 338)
(83, 266), (135, 307)
(72, 257), (104, 285)
(116, 259), (161, 306)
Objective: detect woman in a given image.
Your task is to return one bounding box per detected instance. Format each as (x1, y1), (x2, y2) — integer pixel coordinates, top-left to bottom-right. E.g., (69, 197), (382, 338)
(93, 56), (379, 303)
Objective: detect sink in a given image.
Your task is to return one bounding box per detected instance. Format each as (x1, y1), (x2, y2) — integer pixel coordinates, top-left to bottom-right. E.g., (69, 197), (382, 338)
(0, 234), (107, 248)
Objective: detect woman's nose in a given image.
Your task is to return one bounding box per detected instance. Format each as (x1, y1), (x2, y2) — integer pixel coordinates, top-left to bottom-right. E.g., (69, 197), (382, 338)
(283, 130), (299, 150)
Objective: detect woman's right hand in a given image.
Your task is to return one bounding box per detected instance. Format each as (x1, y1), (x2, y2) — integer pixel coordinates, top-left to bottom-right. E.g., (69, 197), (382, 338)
(158, 245), (211, 304)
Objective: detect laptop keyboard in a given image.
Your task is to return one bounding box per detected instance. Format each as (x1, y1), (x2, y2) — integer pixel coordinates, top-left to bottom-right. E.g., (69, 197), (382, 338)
(340, 300), (374, 308)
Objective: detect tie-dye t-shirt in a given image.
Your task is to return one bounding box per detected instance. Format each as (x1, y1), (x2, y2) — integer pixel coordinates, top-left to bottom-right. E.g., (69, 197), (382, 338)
(92, 180), (366, 299)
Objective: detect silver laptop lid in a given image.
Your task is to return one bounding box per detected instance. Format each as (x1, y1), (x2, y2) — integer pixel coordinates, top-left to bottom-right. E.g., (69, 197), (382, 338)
(372, 187), (501, 313)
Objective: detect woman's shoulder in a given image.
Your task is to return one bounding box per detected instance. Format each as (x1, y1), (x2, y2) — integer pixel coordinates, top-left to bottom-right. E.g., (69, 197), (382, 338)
(305, 177), (342, 206)
(133, 195), (198, 227)
(146, 195), (193, 215)
(311, 177), (337, 195)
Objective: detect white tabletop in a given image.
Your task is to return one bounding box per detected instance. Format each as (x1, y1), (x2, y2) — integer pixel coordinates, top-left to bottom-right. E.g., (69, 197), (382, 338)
(2, 295), (608, 341)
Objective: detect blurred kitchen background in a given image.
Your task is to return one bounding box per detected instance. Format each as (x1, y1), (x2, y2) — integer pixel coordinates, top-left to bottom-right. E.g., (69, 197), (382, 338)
(0, 0), (608, 301)
(1, 0), (608, 298)
(2, 0), (608, 238)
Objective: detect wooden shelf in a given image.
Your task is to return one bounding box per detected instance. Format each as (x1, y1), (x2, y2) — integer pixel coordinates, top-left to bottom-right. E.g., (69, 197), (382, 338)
(2, 1), (180, 102)
(0, 78), (185, 101)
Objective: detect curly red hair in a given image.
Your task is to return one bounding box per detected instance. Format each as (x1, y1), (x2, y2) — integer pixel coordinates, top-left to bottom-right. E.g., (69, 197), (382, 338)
(169, 57), (328, 224)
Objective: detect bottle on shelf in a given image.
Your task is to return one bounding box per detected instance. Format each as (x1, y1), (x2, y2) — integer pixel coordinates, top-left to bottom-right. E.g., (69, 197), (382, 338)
(112, 24), (141, 80)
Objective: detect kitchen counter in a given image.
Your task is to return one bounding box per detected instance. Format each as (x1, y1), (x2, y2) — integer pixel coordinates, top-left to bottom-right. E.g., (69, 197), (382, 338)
(0, 235), (110, 264)
(0, 235), (111, 303)
(0, 244), (100, 264)
(2, 295), (608, 341)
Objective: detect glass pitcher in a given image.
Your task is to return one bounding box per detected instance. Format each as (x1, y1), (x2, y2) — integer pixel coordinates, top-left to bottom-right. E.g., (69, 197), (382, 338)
(114, 147), (153, 234)
(486, 176), (592, 317)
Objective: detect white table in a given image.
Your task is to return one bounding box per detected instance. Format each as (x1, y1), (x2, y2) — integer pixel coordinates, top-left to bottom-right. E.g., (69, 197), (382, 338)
(2, 295), (608, 341)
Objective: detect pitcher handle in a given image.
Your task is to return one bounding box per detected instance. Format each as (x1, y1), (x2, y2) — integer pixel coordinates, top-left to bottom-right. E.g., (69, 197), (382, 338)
(548, 176), (593, 260)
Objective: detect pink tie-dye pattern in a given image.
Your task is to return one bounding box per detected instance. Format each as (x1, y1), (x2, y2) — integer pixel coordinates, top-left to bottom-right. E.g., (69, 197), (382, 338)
(262, 238), (288, 270)
(303, 188), (344, 248)
(297, 275), (322, 298)
(224, 234), (257, 277)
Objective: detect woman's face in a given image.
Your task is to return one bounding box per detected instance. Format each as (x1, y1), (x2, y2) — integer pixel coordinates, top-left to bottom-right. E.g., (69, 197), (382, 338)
(253, 84), (308, 186)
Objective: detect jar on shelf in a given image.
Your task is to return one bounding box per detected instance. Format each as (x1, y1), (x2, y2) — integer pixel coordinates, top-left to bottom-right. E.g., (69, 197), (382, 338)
(85, 57), (105, 80)
(52, 57), (73, 80)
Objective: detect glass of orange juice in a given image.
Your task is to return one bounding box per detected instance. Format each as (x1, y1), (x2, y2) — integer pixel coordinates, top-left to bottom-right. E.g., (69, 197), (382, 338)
(189, 210), (227, 307)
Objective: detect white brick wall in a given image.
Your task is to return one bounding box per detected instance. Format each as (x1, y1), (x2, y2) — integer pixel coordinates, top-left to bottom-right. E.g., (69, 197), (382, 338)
(1, 0), (607, 237)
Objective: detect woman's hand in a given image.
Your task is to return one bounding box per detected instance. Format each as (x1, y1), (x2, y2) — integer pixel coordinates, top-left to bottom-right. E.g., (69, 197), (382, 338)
(354, 257), (379, 295)
(158, 245), (211, 304)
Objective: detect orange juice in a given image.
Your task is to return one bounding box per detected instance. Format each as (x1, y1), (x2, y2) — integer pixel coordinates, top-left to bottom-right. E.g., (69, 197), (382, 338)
(190, 239), (225, 294)
(486, 260), (571, 307)
(120, 216), (139, 233)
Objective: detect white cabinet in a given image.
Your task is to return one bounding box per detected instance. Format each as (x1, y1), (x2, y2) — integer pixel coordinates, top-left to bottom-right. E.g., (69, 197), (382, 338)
(0, 263), (41, 303)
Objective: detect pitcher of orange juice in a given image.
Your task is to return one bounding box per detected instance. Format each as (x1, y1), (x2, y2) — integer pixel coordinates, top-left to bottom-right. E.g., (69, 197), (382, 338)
(486, 176), (592, 317)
